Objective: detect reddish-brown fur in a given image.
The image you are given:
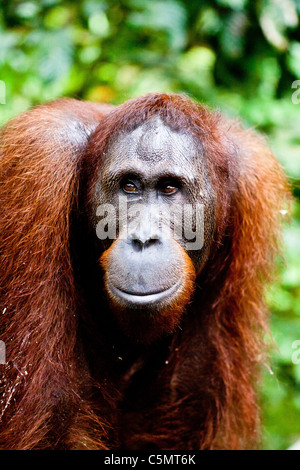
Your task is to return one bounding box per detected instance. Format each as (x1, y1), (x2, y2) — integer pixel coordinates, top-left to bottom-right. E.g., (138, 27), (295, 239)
(0, 93), (289, 449)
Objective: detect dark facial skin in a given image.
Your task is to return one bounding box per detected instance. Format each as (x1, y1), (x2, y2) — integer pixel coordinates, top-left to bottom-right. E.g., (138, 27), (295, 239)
(92, 118), (215, 339)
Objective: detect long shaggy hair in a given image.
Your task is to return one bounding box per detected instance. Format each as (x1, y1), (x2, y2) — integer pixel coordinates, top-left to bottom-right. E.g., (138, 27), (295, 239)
(0, 93), (289, 449)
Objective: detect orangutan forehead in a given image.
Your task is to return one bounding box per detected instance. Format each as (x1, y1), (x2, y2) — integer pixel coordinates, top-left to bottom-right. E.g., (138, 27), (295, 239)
(106, 117), (200, 165)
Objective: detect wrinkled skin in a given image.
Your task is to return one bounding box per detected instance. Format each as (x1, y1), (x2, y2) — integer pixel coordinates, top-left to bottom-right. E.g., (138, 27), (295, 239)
(92, 118), (215, 341)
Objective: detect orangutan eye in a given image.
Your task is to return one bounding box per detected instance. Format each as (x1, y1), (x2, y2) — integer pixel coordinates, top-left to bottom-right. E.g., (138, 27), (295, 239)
(121, 177), (141, 194)
(159, 180), (180, 196)
(161, 185), (177, 195)
(123, 182), (137, 193)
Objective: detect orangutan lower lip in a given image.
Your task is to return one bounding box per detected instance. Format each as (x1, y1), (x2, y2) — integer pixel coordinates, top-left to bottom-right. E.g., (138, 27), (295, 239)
(109, 280), (181, 306)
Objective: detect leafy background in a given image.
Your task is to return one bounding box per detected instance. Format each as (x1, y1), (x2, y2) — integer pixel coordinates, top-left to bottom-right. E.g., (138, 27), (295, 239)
(0, 0), (299, 450)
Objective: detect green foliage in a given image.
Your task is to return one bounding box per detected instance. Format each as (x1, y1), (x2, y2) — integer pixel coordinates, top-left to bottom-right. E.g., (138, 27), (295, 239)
(0, 0), (299, 450)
